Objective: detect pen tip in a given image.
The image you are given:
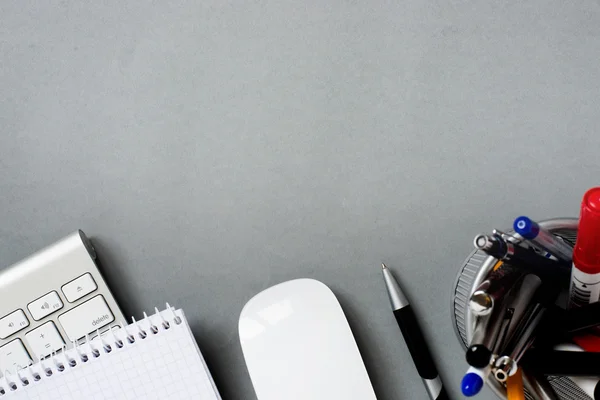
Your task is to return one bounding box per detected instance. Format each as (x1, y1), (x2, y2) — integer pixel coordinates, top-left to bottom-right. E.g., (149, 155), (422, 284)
(381, 263), (387, 270)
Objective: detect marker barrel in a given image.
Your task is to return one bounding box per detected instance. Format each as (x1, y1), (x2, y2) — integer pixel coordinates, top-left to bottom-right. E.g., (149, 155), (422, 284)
(467, 302), (509, 368)
(570, 188), (600, 308)
(522, 350), (600, 376)
(554, 343), (600, 400)
(558, 297), (600, 333)
(514, 216), (573, 262)
(504, 275), (543, 343)
(494, 301), (549, 382)
(469, 263), (523, 316)
(475, 234), (570, 282)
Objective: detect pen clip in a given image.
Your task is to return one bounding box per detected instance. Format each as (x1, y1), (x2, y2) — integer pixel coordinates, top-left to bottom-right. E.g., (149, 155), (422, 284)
(493, 229), (520, 244)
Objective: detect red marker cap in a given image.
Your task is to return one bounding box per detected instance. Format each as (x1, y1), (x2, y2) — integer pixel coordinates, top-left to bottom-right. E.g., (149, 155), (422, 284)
(573, 187), (600, 274)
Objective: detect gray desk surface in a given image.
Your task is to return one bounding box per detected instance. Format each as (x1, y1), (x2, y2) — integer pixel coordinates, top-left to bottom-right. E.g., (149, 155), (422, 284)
(2, 1), (600, 399)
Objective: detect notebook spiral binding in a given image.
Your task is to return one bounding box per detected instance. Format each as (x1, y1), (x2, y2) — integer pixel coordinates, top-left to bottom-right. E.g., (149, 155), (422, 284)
(0, 303), (183, 396)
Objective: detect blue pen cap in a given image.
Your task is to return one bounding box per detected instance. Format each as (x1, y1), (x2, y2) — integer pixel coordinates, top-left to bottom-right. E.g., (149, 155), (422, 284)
(514, 216), (540, 239)
(462, 372), (484, 397)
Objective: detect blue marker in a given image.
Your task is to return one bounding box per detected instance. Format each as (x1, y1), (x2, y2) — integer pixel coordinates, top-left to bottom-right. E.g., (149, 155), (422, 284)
(461, 366), (489, 397)
(513, 216), (573, 263)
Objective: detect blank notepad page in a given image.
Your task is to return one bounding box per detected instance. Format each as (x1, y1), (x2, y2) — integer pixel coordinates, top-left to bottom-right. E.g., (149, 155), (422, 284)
(4, 308), (221, 400)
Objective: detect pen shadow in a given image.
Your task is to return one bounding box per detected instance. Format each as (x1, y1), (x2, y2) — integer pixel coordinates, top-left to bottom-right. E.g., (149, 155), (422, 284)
(335, 291), (392, 400)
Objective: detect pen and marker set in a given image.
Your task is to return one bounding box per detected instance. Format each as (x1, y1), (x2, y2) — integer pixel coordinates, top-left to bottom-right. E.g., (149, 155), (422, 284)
(454, 187), (600, 400)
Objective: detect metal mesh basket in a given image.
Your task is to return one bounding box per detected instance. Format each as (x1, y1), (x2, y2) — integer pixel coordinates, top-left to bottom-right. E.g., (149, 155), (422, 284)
(450, 218), (589, 400)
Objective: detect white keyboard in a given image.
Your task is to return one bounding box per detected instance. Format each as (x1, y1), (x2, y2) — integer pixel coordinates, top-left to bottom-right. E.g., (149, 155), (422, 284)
(0, 231), (125, 373)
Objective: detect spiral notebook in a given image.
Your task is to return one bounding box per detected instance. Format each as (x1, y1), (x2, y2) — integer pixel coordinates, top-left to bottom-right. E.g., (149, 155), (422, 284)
(0, 306), (221, 399)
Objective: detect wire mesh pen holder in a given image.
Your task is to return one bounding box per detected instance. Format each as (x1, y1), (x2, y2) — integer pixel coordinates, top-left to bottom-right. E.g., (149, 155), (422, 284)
(451, 218), (586, 400)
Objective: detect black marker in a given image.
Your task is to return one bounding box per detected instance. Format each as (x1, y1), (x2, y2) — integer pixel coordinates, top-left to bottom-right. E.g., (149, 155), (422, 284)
(474, 233), (570, 280)
(466, 300), (508, 368)
(553, 300), (600, 334)
(465, 273), (539, 370)
(381, 263), (449, 400)
(522, 349), (600, 379)
(552, 344), (600, 400)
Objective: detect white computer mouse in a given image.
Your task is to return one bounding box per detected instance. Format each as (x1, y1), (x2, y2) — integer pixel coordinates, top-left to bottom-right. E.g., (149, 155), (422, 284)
(239, 278), (377, 400)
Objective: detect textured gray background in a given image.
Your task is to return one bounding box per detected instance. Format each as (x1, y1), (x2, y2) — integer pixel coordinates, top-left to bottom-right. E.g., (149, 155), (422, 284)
(2, 1), (600, 399)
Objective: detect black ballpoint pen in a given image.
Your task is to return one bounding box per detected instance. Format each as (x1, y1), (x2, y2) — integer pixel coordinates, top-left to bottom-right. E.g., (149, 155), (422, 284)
(381, 263), (450, 400)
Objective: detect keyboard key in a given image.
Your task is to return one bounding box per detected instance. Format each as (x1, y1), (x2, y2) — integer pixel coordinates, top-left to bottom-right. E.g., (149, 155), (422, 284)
(28, 291), (64, 321)
(25, 321), (65, 359)
(61, 273), (98, 303)
(0, 339), (32, 373)
(76, 325), (121, 345)
(58, 295), (114, 341)
(0, 310), (30, 339)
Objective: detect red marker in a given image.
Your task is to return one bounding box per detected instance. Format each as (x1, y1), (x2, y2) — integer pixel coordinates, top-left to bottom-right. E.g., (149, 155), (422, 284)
(570, 187), (600, 308)
(573, 333), (600, 353)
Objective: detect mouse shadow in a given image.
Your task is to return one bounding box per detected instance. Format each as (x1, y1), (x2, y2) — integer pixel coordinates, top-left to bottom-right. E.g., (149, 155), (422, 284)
(335, 292), (394, 400)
